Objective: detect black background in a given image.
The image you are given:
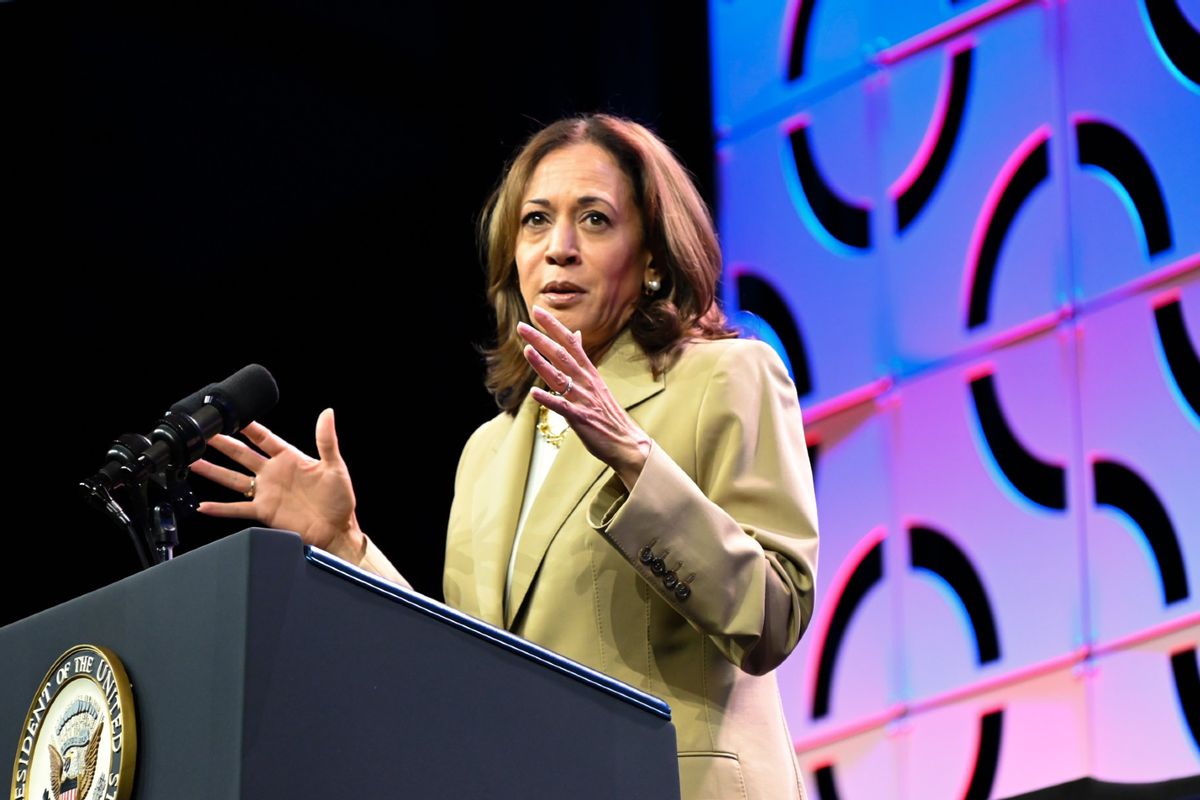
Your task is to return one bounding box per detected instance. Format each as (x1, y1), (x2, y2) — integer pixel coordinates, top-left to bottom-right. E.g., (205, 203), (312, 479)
(1, 0), (713, 625)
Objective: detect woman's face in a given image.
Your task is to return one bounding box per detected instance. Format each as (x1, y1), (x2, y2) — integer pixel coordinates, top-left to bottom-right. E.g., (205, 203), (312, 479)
(515, 142), (655, 356)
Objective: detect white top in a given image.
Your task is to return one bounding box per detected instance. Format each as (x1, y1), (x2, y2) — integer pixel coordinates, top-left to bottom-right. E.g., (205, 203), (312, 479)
(504, 405), (569, 617)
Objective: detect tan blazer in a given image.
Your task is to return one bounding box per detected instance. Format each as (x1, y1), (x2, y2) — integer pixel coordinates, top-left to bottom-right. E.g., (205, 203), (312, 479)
(444, 327), (819, 800)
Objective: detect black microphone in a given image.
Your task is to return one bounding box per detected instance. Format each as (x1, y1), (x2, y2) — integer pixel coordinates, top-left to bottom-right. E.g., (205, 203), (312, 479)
(169, 382), (218, 415)
(179, 363), (279, 436)
(83, 364), (279, 494)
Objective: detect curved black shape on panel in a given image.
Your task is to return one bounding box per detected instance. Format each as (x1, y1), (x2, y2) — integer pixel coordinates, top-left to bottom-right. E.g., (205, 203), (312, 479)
(966, 139), (1050, 328)
(1093, 460), (1188, 604)
(736, 273), (814, 396)
(789, 125), (872, 250)
(909, 526), (1001, 664)
(814, 764), (840, 800)
(969, 373), (1067, 510)
(964, 710), (1005, 800)
(1171, 648), (1200, 751)
(1076, 120), (1173, 256)
(1155, 300), (1200, 418)
(1144, 0), (1200, 85)
(787, 0), (818, 81)
(812, 540), (884, 719)
(897, 48), (974, 233)
(814, 713), (1004, 800)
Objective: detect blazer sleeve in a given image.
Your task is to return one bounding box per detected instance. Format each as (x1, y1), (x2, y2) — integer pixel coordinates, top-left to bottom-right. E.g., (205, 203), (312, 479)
(586, 340), (819, 675)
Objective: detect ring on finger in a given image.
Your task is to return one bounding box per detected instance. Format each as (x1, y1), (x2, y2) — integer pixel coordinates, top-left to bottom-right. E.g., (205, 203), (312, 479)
(244, 476), (257, 499)
(550, 375), (573, 398)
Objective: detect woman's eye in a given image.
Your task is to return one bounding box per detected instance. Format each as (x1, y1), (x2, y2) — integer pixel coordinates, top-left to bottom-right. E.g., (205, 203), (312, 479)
(583, 211), (610, 227)
(522, 211), (549, 227)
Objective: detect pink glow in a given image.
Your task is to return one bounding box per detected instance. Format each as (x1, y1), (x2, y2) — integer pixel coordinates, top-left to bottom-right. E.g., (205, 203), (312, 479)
(1076, 252), (1200, 318)
(779, 0), (805, 78)
(888, 44), (968, 201)
(1069, 111), (1109, 126)
(961, 125), (1054, 324)
(792, 650), (1085, 754)
(1153, 286), (1183, 309)
(1091, 612), (1200, 656)
(1171, 641), (1200, 658)
(807, 526), (890, 702)
(803, 377), (892, 424)
(964, 361), (996, 382)
(873, 0), (1034, 65)
(797, 307), (1069, 428)
(970, 307), (1070, 355)
(793, 615), (1198, 752)
(794, 704), (906, 753)
(909, 649), (1087, 715)
(783, 111), (813, 135)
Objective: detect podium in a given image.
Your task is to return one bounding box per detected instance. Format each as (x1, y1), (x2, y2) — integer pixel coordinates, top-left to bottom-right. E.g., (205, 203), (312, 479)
(2, 529), (681, 798)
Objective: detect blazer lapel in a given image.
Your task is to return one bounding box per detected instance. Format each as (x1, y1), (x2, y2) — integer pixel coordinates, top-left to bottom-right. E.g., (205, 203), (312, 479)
(469, 396), (538, 627)
(504, 327), (667, 628)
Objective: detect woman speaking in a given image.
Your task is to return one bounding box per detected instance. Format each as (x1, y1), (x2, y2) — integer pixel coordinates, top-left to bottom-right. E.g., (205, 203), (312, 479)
(193, 113), (819, 800)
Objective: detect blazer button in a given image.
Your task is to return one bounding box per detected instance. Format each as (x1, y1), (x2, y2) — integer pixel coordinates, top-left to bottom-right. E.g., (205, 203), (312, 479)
(675, 583), (692, 601)
(639, 545), (655, 565)
(650, 557), (666, 576)
(662, 571), (678, 590)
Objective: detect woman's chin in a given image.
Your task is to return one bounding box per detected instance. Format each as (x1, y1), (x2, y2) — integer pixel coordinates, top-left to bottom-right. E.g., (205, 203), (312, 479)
(532, 303), (580, 330)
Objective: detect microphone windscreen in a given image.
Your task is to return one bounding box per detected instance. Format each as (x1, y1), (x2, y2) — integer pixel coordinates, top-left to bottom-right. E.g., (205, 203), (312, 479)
(169, 382), (218, 415)
(211, 364), (280, 432)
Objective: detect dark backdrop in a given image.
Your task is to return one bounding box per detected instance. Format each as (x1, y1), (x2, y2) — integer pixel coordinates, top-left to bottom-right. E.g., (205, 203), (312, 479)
(2, 0), (713, 625)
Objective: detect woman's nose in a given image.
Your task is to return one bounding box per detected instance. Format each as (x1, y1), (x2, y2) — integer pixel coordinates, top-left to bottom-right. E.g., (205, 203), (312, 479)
(546, 220), (580, 265)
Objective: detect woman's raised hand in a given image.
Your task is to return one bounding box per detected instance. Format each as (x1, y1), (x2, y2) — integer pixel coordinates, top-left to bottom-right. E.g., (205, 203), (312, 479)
(519, 305), (652, 490)
(192, 408), (363, 556)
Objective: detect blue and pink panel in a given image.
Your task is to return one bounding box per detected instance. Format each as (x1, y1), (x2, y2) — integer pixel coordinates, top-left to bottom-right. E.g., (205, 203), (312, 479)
(711, 0), (1200, 795)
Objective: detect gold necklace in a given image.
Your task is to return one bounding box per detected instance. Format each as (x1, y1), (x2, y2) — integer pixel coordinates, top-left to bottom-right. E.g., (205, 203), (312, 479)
(537, 405), (567, 448)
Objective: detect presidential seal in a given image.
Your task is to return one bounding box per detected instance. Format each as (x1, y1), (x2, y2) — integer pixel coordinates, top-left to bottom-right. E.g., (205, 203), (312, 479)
(9, 645), (135, 800)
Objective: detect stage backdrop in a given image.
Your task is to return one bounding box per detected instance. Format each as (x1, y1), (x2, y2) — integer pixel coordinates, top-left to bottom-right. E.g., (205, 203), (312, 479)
(711, 0), (1199, 796)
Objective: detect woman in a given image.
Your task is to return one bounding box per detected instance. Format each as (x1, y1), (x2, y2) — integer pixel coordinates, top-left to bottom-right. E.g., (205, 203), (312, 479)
(193, 114), (819, 800)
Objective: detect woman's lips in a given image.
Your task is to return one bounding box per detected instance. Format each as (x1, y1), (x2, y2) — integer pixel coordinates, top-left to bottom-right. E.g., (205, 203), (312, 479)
(542, 290), (585, 307)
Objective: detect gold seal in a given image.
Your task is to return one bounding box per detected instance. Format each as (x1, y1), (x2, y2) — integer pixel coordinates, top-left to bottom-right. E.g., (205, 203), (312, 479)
(9, 644), (136, 800)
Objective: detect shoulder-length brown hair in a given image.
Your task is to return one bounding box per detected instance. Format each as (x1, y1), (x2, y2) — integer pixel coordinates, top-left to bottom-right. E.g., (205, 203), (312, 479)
(479, 113), (736, 414)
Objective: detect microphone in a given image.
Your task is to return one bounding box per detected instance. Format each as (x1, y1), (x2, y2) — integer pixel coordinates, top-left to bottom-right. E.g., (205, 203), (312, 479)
(83, 364), (279, 494)
(169, 382), (218, 415)
(177, 363), (279, 436)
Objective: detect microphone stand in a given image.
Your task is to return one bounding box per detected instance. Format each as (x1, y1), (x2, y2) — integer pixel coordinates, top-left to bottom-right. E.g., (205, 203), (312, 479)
(79, 417), (202, 569)
(79, 364), (278, 569)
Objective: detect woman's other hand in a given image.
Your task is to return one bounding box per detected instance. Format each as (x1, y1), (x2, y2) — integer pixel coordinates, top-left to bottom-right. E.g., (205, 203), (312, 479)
(192, 408), (364, 559)
(519, 305), (652, 490)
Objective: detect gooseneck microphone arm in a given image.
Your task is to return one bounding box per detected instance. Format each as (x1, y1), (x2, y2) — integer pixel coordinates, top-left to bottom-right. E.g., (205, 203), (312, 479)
(79, 365), (279, 568)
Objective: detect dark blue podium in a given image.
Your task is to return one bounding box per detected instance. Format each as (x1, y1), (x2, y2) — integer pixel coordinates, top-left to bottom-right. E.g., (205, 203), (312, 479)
(1, 529), (680, 798)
